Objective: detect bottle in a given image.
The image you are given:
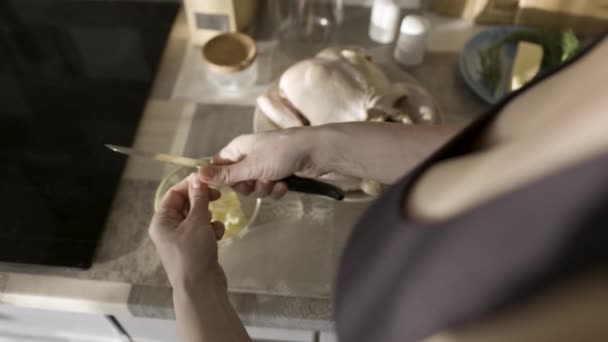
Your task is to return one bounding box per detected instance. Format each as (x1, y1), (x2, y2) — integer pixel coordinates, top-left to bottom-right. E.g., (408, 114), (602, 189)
(393, 15), (429, 66)
(369, 0), (401, 44)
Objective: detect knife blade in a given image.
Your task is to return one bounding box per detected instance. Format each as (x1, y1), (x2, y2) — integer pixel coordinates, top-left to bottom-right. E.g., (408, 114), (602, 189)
(106, 144), (209, 168)
(105, 144), (344, 200)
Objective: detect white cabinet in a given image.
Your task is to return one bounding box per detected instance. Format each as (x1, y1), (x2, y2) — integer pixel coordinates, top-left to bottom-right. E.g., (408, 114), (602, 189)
(110, 315), (178, 342)
(0, 304), (126, 342)
(319, 331), (338, 342)
(0, 304), (320, 342)
(114, 314), (316, 342)
(246, 326), (315, 342)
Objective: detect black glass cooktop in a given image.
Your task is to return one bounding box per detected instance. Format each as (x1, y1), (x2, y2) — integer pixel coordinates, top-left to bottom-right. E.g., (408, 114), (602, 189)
(0, 0), (179, 268)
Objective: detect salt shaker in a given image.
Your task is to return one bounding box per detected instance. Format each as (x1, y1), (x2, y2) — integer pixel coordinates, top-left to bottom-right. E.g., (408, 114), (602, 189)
(394, 15), (429, 66)
(369, 0), (400, 44)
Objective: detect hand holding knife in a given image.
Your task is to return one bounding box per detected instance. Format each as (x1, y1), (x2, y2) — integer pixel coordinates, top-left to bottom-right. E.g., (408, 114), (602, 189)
(105, 144), (344, 201)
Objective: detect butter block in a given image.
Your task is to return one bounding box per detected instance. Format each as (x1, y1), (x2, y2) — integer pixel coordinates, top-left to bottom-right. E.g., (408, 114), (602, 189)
(511, 41), (543, 91)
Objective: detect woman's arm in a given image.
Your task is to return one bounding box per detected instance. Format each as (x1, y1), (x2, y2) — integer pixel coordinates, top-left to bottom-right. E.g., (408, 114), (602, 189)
(148, 175), (251, 342)
(173, 279), (250, 342)
(317, 122), (465, 184)
(198, 122), (464, 196)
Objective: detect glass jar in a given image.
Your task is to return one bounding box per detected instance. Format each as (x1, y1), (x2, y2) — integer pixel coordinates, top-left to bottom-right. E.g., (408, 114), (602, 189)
(278, 0), (344, 56)
(202, 32), (258, 90)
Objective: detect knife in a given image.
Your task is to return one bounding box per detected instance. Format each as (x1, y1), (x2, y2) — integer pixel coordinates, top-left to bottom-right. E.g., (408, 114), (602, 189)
(105, 144), (344, 200)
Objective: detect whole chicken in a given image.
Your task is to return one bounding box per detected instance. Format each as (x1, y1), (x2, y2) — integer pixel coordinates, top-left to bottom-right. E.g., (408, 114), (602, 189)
(257, 47), (415, 129)
(256, 47), (434, 195)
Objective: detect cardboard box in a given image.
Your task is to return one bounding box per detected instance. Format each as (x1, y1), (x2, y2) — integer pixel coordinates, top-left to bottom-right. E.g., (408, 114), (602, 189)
(184, 0), (257, 46)
(432, 0), (608, 34)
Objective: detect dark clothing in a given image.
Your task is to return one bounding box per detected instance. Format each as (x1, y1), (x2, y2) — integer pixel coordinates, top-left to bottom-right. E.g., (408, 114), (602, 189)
(336, 35), (608, 342)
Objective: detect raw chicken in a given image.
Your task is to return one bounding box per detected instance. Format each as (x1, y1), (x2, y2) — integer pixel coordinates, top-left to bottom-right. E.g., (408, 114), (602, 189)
(256, 47), (427, 195)
(257, 47), (413, 128)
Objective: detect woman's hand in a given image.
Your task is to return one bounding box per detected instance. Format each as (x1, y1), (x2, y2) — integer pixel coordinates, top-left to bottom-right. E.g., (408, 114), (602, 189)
(149, 174), (253, 342)
(198, 122), (463, 199)
(148, 173), (226, 291)
(199, 128), (329, 199)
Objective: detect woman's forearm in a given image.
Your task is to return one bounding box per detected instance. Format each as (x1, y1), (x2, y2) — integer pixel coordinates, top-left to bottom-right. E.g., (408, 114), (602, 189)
(173, 280), (251, 342)
(313, 122), (465, 184)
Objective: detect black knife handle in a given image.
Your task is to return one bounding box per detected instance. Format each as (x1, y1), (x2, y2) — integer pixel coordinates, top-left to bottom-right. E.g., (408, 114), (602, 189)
(280, 175), (344, 200)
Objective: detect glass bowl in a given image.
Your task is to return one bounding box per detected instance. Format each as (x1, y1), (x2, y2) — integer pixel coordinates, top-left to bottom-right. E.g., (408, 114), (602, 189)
(154, 165), (261, 247)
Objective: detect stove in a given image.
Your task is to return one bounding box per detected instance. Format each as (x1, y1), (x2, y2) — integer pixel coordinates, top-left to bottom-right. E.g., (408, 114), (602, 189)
(0, 0), (179, 268)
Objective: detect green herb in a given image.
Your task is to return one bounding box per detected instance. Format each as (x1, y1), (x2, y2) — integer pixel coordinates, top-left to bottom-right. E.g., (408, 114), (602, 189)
(479, 40), (503, 96)
(478, 29), (580, 95)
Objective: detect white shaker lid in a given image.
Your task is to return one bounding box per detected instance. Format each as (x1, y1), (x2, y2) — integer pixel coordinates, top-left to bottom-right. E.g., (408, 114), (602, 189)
(399, 15), (429, 35)
(372, 0), (400, 20)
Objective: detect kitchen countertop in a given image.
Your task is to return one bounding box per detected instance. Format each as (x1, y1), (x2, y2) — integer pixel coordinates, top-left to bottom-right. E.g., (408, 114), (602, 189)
(0, 5), (488, 331)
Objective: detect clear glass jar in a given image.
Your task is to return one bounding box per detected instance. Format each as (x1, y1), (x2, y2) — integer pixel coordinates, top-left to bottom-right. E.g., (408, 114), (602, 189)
(277, 0), (344, 56)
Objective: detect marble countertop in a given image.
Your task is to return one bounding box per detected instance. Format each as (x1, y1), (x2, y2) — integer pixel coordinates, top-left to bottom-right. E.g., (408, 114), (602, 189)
(0, 5), (488, 331)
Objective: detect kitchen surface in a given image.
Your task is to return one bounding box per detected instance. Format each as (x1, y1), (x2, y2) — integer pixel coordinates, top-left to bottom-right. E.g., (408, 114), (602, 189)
(0, 0), (496, 340)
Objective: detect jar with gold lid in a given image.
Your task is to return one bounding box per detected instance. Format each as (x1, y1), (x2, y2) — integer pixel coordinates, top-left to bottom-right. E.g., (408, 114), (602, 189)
(202, 32), (257, 90)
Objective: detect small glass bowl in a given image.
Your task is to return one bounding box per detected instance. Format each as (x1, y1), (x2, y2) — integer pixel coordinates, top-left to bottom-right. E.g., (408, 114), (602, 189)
(154, 164), (261, 247)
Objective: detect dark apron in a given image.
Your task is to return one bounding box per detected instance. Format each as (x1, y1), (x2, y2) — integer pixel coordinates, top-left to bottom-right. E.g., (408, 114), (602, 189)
(336, 34), (608, 342)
